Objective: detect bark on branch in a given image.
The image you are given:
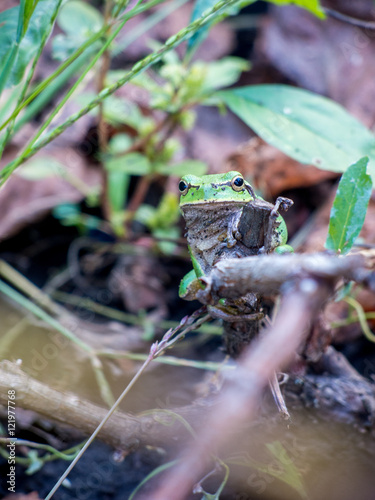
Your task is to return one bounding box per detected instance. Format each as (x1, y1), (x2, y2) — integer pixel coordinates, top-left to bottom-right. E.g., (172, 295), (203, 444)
(0, 360), (211, 451)
(197, 252), (372, 303)
(148, 252), (375, 500)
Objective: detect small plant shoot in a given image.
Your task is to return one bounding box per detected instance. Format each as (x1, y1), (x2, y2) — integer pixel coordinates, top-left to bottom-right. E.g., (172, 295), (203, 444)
(325, 156), (373, 254)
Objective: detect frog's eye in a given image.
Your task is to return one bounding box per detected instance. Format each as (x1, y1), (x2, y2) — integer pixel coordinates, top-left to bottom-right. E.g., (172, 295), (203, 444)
(179, 180), (189, 195)
(231, 175), (244, 192)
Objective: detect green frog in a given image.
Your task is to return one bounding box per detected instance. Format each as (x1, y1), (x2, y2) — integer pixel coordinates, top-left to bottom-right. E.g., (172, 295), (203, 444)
(178, 171), (293, 306)
(178, 171), (294, 416)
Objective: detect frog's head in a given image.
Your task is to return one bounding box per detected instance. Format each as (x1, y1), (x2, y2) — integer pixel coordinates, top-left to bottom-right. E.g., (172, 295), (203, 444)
(179, 171), (255, 206)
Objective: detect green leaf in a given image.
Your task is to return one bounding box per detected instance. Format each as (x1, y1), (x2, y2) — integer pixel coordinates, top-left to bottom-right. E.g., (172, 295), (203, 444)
(57, 0), (103, 35)
(0, 0), (62, 89)
(17, 156), (65, 179)
(202, 57), (250, 92)
(267, 0), (325, 18)
(186, 0), (250, 55)
(325, 157), (372, 254)
(148, 192), (180, 230)
(107, 171), (130, 213)
(52, 0), (103, 60)
(218, 85), (375, 182)
(266, 441), (308, 499)
(186, 0), (324, 57)
(156, 160), (208, 177)
(22, 0), (40, 36)
(103, 95), (146, 130)
(53, 203), (80, 221)
(25, 450), (44, 475)
(104, 152), (151, 175)
(108, 133), (133, 154)
(129, 460), (179, 500)
(153, 227), (180, 255)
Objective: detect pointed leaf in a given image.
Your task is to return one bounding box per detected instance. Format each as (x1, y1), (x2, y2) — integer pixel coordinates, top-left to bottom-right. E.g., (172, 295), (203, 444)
(325, 157), (372, 254)
(0, 0), (62, 89)
(267, 441), (308, 499)
(219, 85), (375, 182)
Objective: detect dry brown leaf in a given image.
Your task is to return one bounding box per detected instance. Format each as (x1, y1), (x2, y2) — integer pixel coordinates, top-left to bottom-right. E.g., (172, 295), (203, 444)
(227, 138), (338, 197)
(0, 147), (102, 241)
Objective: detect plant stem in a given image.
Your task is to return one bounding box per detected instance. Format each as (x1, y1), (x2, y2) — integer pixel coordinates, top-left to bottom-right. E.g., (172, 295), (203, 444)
(0, 0), (245, 184)
(45, 308), (210, 499)
(0, 0), (64, 159)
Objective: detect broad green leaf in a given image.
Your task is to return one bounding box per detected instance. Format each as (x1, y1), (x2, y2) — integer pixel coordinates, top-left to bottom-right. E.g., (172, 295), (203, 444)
(268, 0), (324, 18)
(0, 0), (62, 89)
(325, 157), (372, 254)
(218, 85), (375, 182)
(104, 152), (151, 175)
(0, 7), (24, 92)
(156, 160), (208, 177)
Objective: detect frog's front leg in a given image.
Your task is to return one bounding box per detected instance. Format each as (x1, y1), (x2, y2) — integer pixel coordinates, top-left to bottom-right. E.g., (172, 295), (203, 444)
(179, 250), (205, 301)
(227, 211), (242, 248)
(271, 196), (294, 217)
(262, 196), (294, 254)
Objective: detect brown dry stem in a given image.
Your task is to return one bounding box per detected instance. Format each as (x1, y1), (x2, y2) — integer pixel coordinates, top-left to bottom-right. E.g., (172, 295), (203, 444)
(0, 360), (210, 451)
(146, 271), (354, 499)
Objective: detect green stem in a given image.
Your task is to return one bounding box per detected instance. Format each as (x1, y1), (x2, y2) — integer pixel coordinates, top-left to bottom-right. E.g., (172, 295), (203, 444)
(0, 30), (105, 133)
(0, 279), (90, 352)
(0, 437), (85, 461)
(98, 349), (231, 371)
(45, 309), (210, 499)
(343, 296), (375, 342)
(331, 312), (375, 328)
(52, 290), (222, 334)
(22, 0), (159, 155)
(0, 0), (64, 158)
(0, 0), (163, 136)
(0, 0), (244, 183)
